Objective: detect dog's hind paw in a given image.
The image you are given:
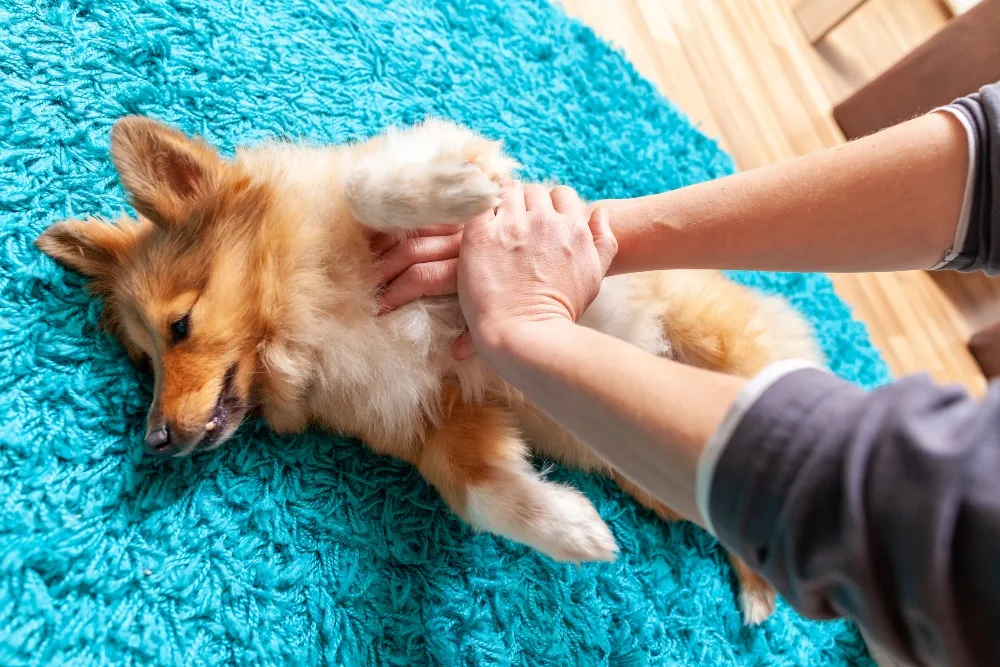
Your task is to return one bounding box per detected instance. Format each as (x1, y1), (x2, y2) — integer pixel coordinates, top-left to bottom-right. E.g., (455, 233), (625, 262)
(740, 585), (777, 625)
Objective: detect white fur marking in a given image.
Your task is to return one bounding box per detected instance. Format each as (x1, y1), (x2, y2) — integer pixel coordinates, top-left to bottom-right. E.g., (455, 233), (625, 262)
(740, 587), (777, 625)
(466, 477), (618, 563)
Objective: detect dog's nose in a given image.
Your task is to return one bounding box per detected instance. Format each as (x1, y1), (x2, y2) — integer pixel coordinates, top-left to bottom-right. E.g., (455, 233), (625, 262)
(144, 424), (175, 457)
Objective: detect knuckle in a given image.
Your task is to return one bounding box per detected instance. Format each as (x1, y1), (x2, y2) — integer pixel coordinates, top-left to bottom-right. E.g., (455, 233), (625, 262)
(401, 237), (423, 260)
(405, 263), (429, 285)
(413, 261), (444, 285)
(529, 212), (552, 228)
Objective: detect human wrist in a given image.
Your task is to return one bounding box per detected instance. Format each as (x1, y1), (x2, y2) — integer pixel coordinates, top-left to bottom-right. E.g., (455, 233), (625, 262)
(591, 192), (685, 275)
(473, 316), (578, 366)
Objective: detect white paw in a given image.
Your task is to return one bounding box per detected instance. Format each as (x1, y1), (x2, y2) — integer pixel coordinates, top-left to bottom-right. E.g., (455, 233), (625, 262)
(426, 160), (501, 224)
(344, 120), (514, 232)
(740, 586), (777, 625)
(466, 481), (618, 563)
(535, 485), (619, 563)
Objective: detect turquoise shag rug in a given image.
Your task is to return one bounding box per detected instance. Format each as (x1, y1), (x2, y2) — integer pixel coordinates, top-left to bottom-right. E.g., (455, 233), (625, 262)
(0, 0), (891, 664)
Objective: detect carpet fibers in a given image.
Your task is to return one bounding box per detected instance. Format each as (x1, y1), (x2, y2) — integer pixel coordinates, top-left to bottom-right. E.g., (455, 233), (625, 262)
(0, 0), (889, 664)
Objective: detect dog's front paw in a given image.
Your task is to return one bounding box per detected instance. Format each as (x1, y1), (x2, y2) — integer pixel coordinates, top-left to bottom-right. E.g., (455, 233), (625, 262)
(345, 120), (516, 232)
(426, 159), (501, 224)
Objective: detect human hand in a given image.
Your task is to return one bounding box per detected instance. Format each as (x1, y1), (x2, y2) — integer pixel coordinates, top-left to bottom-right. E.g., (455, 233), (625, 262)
(455, 181), (617, 359)
(369, 195), (605, 314)
(369, 223), (465, 314)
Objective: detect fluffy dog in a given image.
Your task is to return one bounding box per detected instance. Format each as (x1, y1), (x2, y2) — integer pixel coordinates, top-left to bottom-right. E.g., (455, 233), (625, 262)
(37, 116), (821, 624)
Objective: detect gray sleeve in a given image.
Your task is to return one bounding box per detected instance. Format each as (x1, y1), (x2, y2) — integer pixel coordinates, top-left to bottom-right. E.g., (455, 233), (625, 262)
(938, 82), (1000, 274)
(709, 369), (1000, 667)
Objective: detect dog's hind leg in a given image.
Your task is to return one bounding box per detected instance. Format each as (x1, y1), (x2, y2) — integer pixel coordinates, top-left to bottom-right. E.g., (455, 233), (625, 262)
(344, 119), (518, 232)
(416, 396), (617, 563)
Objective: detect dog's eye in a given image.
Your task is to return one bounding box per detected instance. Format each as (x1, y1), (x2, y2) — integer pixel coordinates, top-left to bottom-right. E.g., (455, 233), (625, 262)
(170, 314), (190, 343)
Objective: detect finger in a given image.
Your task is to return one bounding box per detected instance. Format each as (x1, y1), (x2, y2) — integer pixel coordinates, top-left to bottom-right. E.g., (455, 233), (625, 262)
(369, 225), (464, 255)
(452, 333), (477, 360)
(376, 232), (463, 285)
(369, 232), (401, 255)
(549, 185), (584, 216)
(498, 180), (526, 217)
(588, 207), (619, 277)
(412, 224), (464, 237)
(379, 259), (459, 312)
(523, 184), (553, 213)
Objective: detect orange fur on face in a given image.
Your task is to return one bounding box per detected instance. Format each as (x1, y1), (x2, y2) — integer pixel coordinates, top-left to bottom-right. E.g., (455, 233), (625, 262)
(37, 115), (823, 624)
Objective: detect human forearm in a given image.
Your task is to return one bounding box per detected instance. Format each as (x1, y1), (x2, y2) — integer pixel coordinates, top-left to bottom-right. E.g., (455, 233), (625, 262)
(600, 110), (968, 274)
(477, 318), (744, 524)
(375, 84), (1000, 305)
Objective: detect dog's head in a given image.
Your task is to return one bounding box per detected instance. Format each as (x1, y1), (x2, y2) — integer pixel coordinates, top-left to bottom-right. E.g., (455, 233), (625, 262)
(38, 117), (278, 457)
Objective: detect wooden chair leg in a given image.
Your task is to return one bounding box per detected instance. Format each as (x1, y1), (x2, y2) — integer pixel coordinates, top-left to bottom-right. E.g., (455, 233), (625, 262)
(833, 0), (1000, 141)
(792, 0), (867, 43)
(969, 321), (1000, 379)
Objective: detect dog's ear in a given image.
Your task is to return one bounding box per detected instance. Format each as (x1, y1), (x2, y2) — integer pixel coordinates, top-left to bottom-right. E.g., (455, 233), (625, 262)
(110, 116), (223, 226)
(36, 217), (149, 288)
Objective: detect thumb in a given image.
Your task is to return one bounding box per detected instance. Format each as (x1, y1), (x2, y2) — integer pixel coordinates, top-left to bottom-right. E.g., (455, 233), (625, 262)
(588, 207), (618, 276)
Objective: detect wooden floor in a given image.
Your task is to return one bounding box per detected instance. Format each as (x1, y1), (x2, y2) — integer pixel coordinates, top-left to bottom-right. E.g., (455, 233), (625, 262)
(563, 0), (990, 395)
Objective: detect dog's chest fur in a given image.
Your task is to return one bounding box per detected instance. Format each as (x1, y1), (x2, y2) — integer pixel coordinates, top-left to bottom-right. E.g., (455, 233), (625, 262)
(243, 144), (670, 453)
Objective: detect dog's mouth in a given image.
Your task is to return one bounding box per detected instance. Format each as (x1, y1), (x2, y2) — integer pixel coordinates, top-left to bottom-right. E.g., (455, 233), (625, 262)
(196, 363), (244, 452)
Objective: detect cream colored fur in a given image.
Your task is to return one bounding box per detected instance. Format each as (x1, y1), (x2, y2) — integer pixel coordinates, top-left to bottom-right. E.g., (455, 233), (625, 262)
(40, 117), (823, 625)
(242, 121), (821, 623)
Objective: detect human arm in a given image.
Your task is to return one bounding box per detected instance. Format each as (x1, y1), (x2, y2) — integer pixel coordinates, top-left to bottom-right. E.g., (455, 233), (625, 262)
(461, 181), (1000, 667)
(705, 367), (1000, 667)
(489, 314), (1000, 666)
(602, 81), (1000, 274)
(456, 179), (745, 523)
(372, 110), (966, 307)
(599, 108), (968, 274)
(479, 318), (742, 524)
(373, 82), (1000, 307)
(372, 109), (966, 307)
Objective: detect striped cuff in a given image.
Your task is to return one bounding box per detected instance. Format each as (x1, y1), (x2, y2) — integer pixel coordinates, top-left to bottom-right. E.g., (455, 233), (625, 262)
(695, 359), (822, 536)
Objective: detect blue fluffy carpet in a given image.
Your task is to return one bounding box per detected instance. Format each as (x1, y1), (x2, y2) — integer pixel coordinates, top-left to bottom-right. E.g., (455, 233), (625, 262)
(0, 0), (891, 664)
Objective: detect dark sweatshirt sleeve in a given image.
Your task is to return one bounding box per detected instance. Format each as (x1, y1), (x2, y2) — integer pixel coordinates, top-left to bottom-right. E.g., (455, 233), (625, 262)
(709, 369), (1000, 667)
(937, 82), (1000, 273)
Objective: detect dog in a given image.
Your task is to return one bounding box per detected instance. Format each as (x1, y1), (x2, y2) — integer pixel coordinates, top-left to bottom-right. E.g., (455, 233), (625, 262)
(37, 116), (822, 625)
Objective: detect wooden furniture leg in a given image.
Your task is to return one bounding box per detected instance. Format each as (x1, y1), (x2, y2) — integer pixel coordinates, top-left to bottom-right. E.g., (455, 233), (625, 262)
(970, 322), (1000, 379)
(833, 0), (1000, 141)
(792, 0), (867, 43)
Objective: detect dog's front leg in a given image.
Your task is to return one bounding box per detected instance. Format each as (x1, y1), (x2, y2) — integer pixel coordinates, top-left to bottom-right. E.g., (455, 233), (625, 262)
(343, 119), (518, 232)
